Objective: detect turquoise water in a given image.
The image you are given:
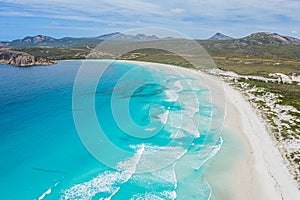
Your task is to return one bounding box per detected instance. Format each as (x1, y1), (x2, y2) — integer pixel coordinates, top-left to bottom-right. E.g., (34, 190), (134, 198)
(0, 61), (223, 199)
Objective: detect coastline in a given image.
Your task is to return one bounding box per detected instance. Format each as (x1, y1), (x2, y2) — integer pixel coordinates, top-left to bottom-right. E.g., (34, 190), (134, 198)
(0, 59), (56, 67)
(0, 49), (56, 67)
(1, 58), (298, 198)
(5, 58), (297, 198)
(117, 60), (300, 199)
(223, 81), (299, 199)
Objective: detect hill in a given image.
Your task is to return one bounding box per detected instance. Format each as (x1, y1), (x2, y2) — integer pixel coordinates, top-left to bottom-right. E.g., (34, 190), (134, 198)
(239, 32), (300, 45)
(209, 32), (233, 40)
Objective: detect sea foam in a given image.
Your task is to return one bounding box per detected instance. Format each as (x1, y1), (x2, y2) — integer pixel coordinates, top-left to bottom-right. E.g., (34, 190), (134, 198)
(61, 145), (145, 199)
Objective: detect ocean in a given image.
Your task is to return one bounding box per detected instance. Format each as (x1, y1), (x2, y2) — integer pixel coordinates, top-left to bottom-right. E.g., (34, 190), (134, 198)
(0, 60), (223, 199)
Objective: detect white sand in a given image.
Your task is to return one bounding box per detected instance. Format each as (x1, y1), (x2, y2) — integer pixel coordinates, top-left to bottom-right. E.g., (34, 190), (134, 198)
(118, 60), (300, 199)
(223, 81), (300, 199)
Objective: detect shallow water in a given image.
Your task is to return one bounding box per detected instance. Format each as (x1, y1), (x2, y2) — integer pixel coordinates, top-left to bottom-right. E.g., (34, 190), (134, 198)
(0, 60), (224, 199)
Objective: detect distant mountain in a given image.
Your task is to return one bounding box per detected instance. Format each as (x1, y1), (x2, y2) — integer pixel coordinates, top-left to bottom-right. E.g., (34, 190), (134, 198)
(16, 35), (56, 45)
(1, 32), (300, 48)
(97, 32), (160, 41)
(209, 33), (233, 40)
(0, 33), (162, 47)
(1, 35), (58, 46)
(1, 35), (100, 47)
(97, 32), (120, 39)
(238, 32), (300, 45)
(0, 41), (11, 47)
(1, 35), (58, 47)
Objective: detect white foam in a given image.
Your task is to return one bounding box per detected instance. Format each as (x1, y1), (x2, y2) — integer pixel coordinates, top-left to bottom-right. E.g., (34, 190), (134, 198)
(170, 130), (185, 139)
(61, 171), (122, 199)
(161, 190), (177, 199)
(180, 110), (200, 138)
(135, 144), (188, 173)
(157, 108), (170, 125)
(149, 165), (177, 184)
(163, 107), (200, 138)
(145, 127), (157, 131)
(37, 181), (60, 200)
(172, 162), (178, 189)
(130, 193), (163, 200)
(174, 80), (183, 92)
(38, 188), (51, 200)
(196, 137), (223, 169)
(105, 187), (121, 200)
(117, 144), (144, 176)
(130, 190), (176, 200)
(62, 145), (145, 199)
(165, 89), (178, 102)
(164, 111), (182, 130)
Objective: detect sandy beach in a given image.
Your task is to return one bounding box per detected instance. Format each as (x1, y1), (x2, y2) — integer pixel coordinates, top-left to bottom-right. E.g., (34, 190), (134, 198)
(223, 80), (300, 200)
(121, 60), (300, 199)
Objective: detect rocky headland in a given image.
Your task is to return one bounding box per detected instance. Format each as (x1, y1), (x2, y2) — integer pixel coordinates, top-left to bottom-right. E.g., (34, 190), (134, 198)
(0, 49), (56, 66)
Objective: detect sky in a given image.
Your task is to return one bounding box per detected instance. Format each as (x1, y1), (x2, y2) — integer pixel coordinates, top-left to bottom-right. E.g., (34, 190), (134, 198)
(0, 0), (299, 40)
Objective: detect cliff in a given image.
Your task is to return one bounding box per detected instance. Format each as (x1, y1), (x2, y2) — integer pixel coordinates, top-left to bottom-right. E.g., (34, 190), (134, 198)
(0, 49), (55, 66)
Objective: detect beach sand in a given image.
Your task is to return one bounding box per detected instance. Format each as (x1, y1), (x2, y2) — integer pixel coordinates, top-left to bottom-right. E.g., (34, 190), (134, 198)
(221, 81), (300, 200)
(118, 60), (300, 199)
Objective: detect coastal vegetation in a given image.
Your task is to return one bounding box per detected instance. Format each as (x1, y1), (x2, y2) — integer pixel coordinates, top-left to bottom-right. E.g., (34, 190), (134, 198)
(233, 78), (300, 182)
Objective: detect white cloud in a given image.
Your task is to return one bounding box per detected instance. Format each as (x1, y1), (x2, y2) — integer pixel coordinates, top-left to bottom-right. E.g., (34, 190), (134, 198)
(170, 8), (185, 14)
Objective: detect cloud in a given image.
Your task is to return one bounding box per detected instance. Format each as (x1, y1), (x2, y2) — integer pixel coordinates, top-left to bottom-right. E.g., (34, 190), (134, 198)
(1, 0), (299, 24)
(170, 8), (185, 15)
(0, 0), (299, 39)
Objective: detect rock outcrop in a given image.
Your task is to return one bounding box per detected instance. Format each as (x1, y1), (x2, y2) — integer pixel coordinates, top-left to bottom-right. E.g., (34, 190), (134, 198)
(0, 49), (55, 66)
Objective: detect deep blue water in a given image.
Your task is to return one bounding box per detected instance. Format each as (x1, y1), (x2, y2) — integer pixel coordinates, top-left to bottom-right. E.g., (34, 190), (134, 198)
(0, 61), (222, 199)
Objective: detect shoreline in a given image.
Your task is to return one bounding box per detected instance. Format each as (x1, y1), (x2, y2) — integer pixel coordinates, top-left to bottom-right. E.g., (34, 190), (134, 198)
(0, 59), (56, 67)
(223, 81), (299, 199)
(116, 60), (300, 199)
(0, 49), (56, 67)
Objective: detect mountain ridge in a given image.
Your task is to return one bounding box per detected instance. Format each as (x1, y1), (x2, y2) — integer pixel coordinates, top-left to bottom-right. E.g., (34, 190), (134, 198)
(1, 32), (300, 47)
(0, 33), (163, 47)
